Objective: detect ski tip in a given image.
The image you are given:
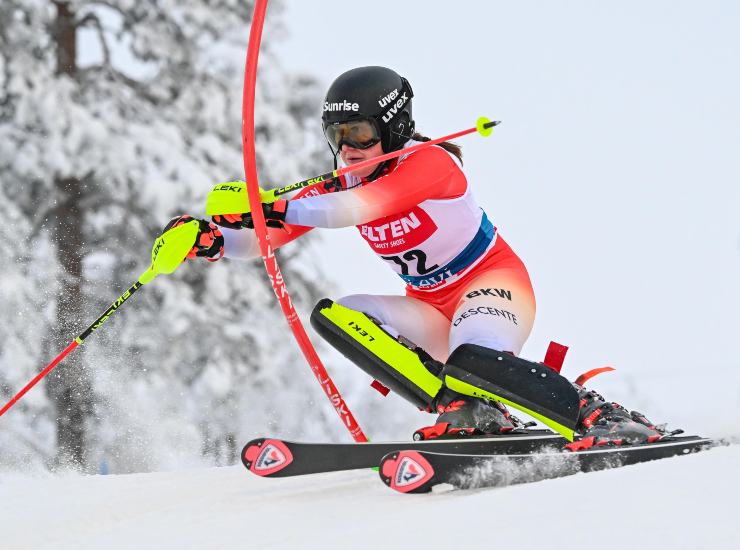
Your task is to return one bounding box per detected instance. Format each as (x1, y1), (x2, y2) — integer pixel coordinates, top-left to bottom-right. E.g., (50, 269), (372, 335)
(379, 451), (436, 494)
(476, 116), (500, 136)
(241, 438), (294, 477)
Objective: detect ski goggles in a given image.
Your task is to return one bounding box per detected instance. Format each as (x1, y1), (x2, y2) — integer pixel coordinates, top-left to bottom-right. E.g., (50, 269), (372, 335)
(323, 118), (381, 152)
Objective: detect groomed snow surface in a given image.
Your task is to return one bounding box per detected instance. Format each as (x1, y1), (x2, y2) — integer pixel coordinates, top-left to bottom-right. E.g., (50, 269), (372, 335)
(2, 443), (738, 550)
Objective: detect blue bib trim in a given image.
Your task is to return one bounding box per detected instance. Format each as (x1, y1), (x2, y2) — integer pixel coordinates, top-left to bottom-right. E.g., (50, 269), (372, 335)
(400, 212), (495, 287)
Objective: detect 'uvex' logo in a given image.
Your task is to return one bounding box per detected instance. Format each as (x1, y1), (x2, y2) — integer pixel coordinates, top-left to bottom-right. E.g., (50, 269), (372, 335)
(381, 92), (409, 123)
(378, 88), (399, 107)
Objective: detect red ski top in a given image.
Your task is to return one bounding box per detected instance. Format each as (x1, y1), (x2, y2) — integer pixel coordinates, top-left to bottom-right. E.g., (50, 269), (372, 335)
(223, 141), (498, 291)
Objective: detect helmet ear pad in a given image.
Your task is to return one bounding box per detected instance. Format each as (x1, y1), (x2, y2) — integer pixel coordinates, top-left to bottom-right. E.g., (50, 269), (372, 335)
(383, 112), (415, 153)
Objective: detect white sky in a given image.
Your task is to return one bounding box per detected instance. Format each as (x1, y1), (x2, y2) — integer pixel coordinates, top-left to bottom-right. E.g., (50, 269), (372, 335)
(275, 1), (740, 381)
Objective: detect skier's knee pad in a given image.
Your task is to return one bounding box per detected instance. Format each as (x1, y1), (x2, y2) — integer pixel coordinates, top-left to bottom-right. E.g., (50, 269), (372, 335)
(310, 298), (444, 409)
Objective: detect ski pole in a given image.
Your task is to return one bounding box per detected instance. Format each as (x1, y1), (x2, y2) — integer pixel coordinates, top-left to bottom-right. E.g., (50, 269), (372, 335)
(0, 220), (201, 419)
(270, 117), (500, 198)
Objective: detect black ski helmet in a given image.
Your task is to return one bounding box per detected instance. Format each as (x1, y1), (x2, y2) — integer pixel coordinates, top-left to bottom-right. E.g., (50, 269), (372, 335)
(322, 66), (415, 154)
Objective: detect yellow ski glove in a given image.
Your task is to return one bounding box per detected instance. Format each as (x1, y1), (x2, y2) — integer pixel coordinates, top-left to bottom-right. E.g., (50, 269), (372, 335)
(206, 181), (287, 229)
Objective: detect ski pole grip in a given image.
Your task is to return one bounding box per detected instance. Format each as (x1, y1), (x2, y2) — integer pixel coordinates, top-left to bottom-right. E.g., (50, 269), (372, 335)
(138, 269), (157, 285)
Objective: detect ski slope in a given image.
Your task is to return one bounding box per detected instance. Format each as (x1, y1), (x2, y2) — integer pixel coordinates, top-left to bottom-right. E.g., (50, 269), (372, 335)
(2, 443), (738, 550)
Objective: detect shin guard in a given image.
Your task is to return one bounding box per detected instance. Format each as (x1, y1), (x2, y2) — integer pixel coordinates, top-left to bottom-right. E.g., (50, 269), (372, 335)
(441, 344), (580, 440)
(310, 299), (443, 409)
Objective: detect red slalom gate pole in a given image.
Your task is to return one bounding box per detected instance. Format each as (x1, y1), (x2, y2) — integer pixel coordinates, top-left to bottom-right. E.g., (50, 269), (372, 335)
(241, 0), (367, 442)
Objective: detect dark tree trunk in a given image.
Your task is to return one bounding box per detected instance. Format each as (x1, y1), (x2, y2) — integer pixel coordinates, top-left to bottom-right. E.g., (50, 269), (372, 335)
(53, 1), (76, 77)
(47, 175), (92, 469)
(46, 1), (92, 469)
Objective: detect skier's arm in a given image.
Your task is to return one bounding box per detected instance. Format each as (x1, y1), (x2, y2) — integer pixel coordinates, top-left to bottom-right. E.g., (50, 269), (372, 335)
(220, 223), (313, 260)
(216, 181), (331, 260)
(284, 146), (465, 228)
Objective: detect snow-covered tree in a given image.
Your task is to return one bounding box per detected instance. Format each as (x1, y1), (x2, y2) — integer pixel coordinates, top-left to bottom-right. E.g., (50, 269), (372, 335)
(0, 0), (337, 472)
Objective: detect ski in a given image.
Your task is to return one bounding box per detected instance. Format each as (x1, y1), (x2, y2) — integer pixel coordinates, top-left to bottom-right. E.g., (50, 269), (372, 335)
(241, 430), (565, 477)
(379, 435), (714, 493)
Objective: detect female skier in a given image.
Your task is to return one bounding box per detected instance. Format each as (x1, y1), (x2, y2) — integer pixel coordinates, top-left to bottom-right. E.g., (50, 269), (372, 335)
(169, 66), (664, 445)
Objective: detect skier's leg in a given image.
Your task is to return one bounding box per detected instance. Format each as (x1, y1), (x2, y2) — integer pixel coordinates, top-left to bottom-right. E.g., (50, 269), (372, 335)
(310, 296), (449, 409)
(447, 266), (536, 356)
(337, 294), (451, 362)
(415, 266), (538, 438)
(441, 268), (664, 444)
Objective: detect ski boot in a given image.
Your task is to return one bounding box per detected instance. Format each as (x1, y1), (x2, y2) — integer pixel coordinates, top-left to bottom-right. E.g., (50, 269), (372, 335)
(567, 385), (668, 450)
(413, 389), (520, 440)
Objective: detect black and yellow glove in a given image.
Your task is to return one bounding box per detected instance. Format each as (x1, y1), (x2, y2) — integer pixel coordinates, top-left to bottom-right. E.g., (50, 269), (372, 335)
(206, 181), (288, 229)
(162, 215), (224, 261)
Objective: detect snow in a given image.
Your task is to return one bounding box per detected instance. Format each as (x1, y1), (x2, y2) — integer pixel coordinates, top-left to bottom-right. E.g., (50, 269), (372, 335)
(2, 443), (738, 550)
(1, 2), (738, 545)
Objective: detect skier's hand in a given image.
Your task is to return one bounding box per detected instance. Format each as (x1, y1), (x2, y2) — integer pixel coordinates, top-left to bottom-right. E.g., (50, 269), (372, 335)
(162, 215), (224, 262)
(206, 181), (288, 229)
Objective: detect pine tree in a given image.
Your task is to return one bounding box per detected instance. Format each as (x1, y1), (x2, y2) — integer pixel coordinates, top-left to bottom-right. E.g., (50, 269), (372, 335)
(0, 0), (338, 472)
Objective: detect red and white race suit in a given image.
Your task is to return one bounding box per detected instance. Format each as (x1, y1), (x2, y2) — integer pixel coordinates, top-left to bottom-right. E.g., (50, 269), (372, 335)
(222, 141), (535, 359)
